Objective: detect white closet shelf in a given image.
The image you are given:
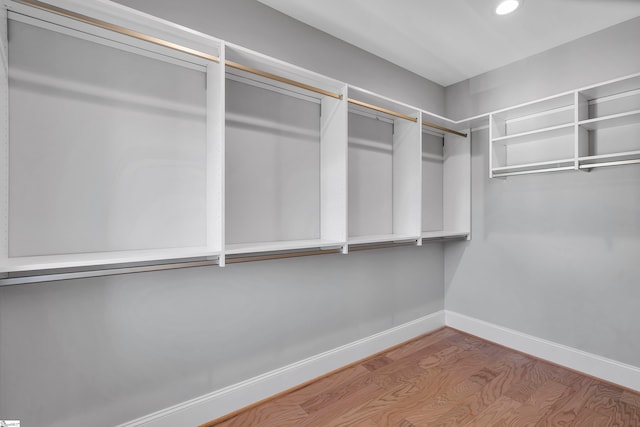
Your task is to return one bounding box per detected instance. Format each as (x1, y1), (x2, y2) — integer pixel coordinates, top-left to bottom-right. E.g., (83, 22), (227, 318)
(225, 44), (344, 100)
(348, 234), (419, 246)
(490, 73), (640, 178)
(492, 94), (574, 122)
(0, 247), (219, 274)
(579, 75), (640, 100)
(492, 158), (575, 174)
(421, 231), (469, 240)
(348, 86), (419, 121)
(492, 123), (574, 145)
(224, 239), (344, 255)
(578, 110), (640, 131)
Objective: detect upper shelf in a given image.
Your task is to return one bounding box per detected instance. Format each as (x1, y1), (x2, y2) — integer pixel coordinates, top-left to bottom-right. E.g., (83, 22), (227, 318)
(225, 44), (345, 100)
(492, 123), (574, 145)
(347, 86), (419, 122)
(579, 110), (640, 130)
(492, 93), (574, 122)
(225, 239), (344, 256)
(579, 74), (640, 101)
(348, 234), (419, 246)
(1, 247), (219, 274)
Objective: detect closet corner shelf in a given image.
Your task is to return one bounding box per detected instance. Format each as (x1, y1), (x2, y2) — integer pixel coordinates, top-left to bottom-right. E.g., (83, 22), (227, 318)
(578, 110), (640, 131)
(492, 123), (574, 145)
(421, 231), (469, 241)
(224, 239), (344, 256)
(0, 247), (219, 274)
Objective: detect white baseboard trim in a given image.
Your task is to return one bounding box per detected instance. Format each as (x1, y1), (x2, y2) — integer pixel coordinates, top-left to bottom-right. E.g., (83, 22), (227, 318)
(117, 310), (445, 427)
(446, 310), (640, 391)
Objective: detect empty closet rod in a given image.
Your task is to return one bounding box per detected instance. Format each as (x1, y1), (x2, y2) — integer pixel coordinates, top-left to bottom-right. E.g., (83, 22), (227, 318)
(422, 120), (468, 138)
(348, 241), (417, 252)
(226, 60), (343, 100)
(348, 99), (467, 137)
(348, 98), (417, 122)
(16, 0), (220, 63)
(0, 259), (217, 286)
(225, 248), (341, 264)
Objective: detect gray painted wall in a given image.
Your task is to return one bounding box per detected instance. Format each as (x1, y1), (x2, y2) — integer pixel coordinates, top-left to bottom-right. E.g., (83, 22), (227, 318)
(444, 18), (640, 366)
(0, 247), (444, 426)
(0, 1), (446, 426)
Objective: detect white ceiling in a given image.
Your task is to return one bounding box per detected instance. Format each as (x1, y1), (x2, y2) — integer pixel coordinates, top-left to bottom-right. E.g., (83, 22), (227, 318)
(256, 0), (640, 87)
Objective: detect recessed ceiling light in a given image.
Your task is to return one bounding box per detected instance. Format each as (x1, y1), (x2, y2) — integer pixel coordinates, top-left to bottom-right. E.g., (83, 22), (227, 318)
(495, 0), (521, 15)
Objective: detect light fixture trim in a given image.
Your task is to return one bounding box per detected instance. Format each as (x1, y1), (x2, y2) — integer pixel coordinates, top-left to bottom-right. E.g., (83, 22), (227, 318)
(495, 0), (520, 15)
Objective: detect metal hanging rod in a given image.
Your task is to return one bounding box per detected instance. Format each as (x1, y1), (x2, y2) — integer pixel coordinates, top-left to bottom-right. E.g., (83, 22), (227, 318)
(348, 240), (418, 252)
(226, 60), (342, 100)
(422, 120), (468, 138)
(225, 248), (341, 264)
(0, 259), (217, 286)
(348, 98), (417, 122)
(15, 0), (220, 63)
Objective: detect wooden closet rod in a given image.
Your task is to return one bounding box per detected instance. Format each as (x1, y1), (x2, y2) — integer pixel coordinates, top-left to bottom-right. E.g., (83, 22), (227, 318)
(20, 0), (467, 138)
(225, 60), (343, 100)
(16, 0), (220, 63)
(422, 120), (468, 138)
(348, 98), (417, 122)
(348, 99), (467, 137)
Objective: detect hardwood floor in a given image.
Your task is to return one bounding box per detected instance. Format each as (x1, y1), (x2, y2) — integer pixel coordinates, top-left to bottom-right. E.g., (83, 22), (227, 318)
(204, 328), (640, 426)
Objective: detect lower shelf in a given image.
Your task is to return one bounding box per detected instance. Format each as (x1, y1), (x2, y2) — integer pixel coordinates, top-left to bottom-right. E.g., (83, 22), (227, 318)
(1, 246), (219, 275)
(492, 158), (575, 178)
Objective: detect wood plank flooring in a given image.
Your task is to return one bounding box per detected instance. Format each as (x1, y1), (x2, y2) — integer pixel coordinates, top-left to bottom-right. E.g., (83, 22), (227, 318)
(205, 327), (640, 426)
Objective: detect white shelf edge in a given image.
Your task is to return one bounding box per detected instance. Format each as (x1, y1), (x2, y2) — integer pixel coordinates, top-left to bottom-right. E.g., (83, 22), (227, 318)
(577, 71), (640, 96)
(492, 165), (576, 178)
(586, 88), (640, 105)
(504, 104), (574, 125)
(579, 150), (640, 162)
(489, 92), (575, 121)
(345, 83), (451, 126)
(1, 247), (219, 273)
(579, 158), (640, 170)
(421, 231), (469, 240)
(492, 158), (575, 173)
(578, 109), (640, 130)
(224, 41), (345, 93)
(225, 72), (323, 104)
(492, 122), (574, 143)
(224, 239), (345, 255)
(347, 234), (419, 246)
